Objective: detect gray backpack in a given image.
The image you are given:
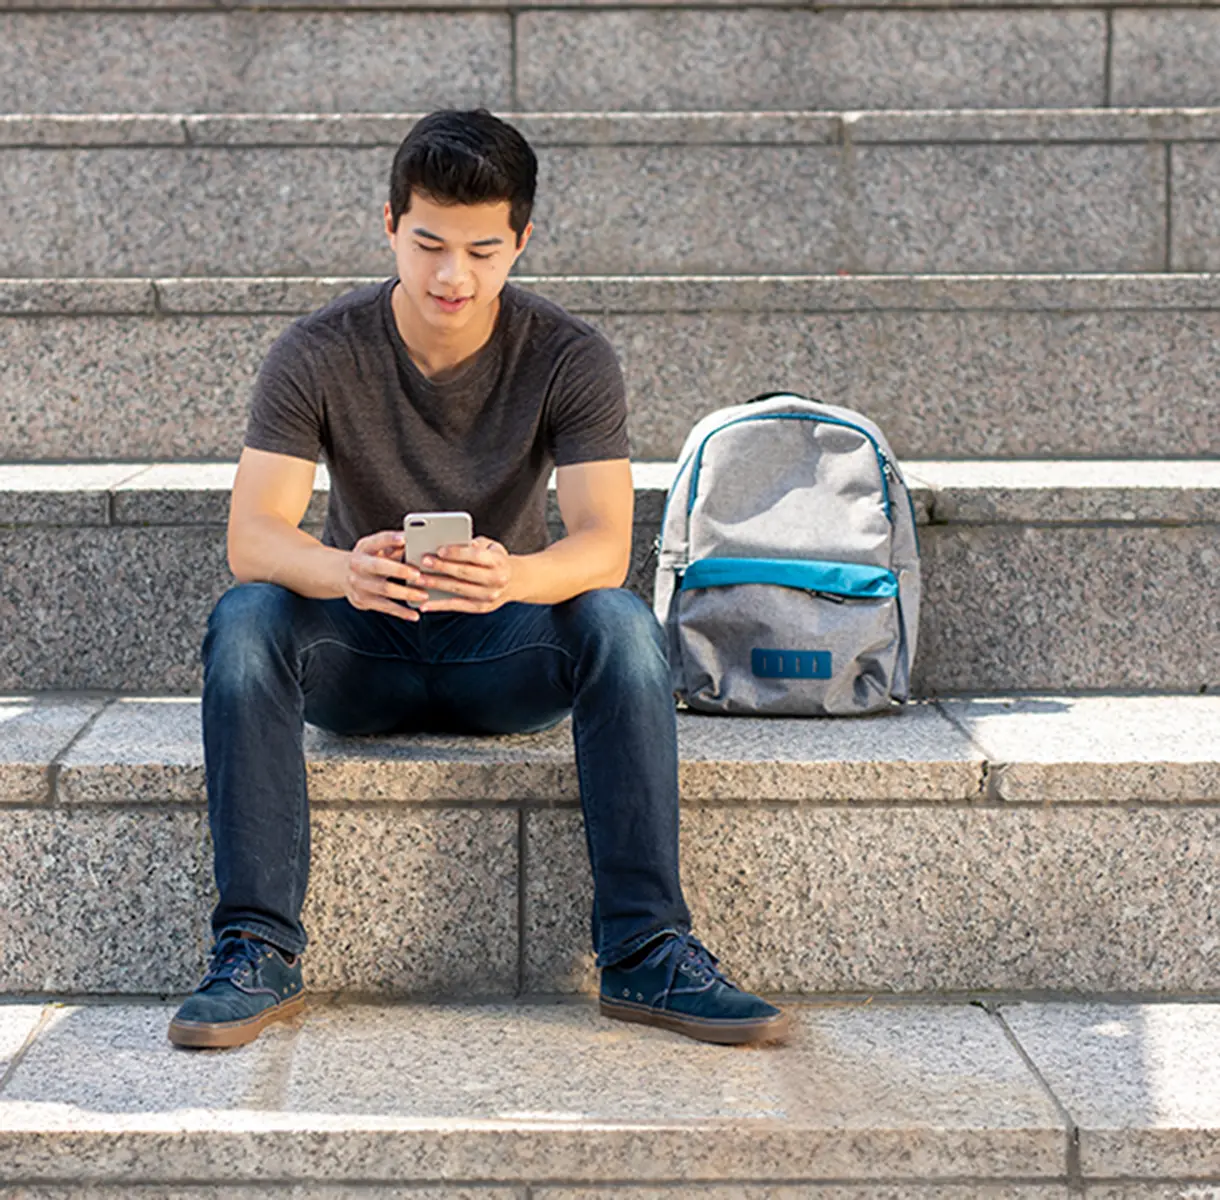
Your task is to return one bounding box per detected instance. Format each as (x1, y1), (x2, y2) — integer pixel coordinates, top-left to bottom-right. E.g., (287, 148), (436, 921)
(652, 392), (921, 716)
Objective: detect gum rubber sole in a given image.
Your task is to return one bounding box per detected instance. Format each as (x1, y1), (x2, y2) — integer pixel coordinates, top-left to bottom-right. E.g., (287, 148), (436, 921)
(600, 997), (790, 1045)
(168, 992), (308, 1049)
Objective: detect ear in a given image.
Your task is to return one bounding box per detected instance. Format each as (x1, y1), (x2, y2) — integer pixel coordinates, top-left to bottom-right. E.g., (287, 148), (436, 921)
(383, 202), (396, 244)
(512, 221), (534, 262)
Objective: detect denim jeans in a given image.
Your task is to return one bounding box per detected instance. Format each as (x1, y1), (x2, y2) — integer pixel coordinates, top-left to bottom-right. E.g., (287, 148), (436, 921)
(201, 582), (692, 967)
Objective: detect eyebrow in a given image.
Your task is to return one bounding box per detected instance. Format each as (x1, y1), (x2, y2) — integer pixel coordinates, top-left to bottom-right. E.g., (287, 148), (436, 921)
(412, 227), (505, 248)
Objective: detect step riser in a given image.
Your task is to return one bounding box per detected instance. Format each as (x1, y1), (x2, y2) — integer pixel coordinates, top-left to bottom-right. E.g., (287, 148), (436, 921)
(1, 140), (1203, 276)
(1, 519), (1216, 693)
(6, 293), (1220, 461)
(4, 803), (1219, 995)
(2, 11), (1217, 113)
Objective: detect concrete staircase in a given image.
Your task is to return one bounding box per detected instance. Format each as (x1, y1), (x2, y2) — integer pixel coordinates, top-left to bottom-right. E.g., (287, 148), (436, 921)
(3, 0), (1220, 1191)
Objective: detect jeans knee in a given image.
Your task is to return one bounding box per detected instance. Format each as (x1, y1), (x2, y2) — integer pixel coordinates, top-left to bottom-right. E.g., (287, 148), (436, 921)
(203, 583), (299, 685)
(563, 588), (668, 684)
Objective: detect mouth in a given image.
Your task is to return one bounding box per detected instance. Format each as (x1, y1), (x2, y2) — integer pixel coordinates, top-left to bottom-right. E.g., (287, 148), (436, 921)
(431, 294), (472, 313)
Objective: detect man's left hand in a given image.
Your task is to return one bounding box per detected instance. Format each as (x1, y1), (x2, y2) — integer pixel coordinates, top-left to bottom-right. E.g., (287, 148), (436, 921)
(417, 536), (515, 614)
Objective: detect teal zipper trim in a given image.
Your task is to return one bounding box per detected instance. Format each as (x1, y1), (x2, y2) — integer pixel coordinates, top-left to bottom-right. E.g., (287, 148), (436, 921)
(684, 413), (894, 520)
(680, 557), (899, 599)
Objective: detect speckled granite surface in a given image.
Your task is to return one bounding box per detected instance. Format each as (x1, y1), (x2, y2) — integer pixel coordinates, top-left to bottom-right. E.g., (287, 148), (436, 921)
(6, 276), (1220, 460)
(0, 696), (106, 804)
(517, 10), (1103, 111)
(1113, 11), (1220, 107)
(0, 141), (1171, 277)
(524, 804), (1220, 995)
(1001, 1004), (1220, 1180)
(1173, 145), (1220, 272)
(0, 1002), (1064, 1183)
(0, 12), (509, 114)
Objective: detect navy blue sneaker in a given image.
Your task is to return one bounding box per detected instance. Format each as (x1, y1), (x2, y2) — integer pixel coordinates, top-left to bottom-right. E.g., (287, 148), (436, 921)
(168, 933), (305, 1049)
(600, 932), (789, 1045)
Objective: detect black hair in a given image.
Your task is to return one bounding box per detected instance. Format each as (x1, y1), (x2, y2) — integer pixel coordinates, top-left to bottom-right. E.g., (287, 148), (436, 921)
(388, 109), (537, 244)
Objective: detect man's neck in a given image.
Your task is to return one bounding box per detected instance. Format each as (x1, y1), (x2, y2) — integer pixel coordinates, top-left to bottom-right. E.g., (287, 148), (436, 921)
(391, 282), (501, 380)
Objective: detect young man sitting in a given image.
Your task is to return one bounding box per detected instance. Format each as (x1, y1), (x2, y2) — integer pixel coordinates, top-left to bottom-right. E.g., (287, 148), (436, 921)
(168, 109), (789, 1050)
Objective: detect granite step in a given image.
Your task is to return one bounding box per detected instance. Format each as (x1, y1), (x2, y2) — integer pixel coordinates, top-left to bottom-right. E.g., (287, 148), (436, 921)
(4, 997), (1220, 1192)
(2, 692), (1219, 998)
(1, 460), (1217, 694)
(2, 110), (1217, 277)
(5, 273), (1220, 462)
(3, 6), (1218, 114)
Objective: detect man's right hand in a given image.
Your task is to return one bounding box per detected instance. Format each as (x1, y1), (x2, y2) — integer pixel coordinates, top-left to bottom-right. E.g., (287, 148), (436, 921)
(345, 531), (428, 621)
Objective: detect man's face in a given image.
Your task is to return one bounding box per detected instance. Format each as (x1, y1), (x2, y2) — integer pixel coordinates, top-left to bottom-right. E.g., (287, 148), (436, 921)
(383, 191), (532, 336)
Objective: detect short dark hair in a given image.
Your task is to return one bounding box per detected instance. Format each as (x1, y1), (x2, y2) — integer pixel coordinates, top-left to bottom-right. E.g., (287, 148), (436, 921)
(388, 109), (537, 244)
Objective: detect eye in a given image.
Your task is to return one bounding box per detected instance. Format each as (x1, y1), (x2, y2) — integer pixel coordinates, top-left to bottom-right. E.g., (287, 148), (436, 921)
(415, 243), (441, 253)
(471, 252), (494, 261)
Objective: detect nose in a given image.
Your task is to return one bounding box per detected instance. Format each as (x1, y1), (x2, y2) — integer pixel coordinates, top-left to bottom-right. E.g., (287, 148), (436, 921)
(434, 253), (469, 286)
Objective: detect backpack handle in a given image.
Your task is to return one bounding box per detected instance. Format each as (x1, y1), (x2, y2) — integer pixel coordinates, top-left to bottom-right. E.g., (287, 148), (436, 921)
(746, 390), (815, 405)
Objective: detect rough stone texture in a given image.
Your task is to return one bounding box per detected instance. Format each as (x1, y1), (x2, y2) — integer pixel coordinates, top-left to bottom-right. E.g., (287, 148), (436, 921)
(0, 527), (228, 693)
(940, 696), (1220, 803)
(54, 699), (978, 805)
(0, 808), (213, 992)
(518, 10), (1104, 111)
(836, 144), (1167, 276)
(525, 806), (1220, 995)
(0, 464), (141, 524)
(0, 314), (284, 460)
(0, 13), (510, 113)
(0, 1002), (1063, 1182)
(0, 1191), (518, 1199)
(914, 525), (1220, 693)
(5, 505), (1219, 693)
(1173, 145), (1220, 272)
(1001, 1003), (1220, 1180)
(8, 296), (1220, 462)
(301, 808), (518, 994)
(0, 697), (107, 804)
(0, 148), (390, 278)
(0, 1005), (44, 1077)
(0, 141), (1168, 277)
(0, 804), (517, 994)
(1113, 12), (1220, 108)
(0, 278), (153, 315)
(537, 1191), (1072, 1199)
(0, 1191), (519, 1199)
(911, 461), (1220, 524)
(1086, 1190), (1220, 1199)
(600, 309), (1220, 460)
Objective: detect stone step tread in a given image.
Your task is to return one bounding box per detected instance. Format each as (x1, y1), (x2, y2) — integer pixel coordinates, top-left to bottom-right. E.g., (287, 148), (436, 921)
(2, 460), (1218, 528)
(3, 694), (1218, 807)
(0, 999), (1216, 1185)
(6, 271), (1220, 316)
(4, 107), (1220, 148)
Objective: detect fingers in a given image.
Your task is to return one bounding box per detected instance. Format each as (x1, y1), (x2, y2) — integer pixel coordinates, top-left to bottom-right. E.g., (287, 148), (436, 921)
(354, 530), (405, 558)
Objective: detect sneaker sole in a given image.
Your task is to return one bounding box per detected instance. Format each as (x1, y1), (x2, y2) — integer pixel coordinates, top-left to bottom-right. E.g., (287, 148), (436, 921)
(599, 996), (790, 1045)
(168, 992), (308, 1049)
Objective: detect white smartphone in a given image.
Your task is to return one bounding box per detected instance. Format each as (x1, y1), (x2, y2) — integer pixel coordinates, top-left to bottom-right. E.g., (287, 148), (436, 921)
(403, 511), (474, 607)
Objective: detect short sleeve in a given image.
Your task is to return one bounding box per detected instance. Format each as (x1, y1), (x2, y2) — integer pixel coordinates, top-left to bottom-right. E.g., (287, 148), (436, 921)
(243, 322), (324, 462)
(547, 332), (631, 467)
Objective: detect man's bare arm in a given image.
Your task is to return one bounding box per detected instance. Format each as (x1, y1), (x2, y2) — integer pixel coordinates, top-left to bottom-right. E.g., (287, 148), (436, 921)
(228, 446), (428, 620)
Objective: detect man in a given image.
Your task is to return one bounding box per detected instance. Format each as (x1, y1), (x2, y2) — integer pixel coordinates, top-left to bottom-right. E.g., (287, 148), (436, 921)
(168, 109), (789, 1050)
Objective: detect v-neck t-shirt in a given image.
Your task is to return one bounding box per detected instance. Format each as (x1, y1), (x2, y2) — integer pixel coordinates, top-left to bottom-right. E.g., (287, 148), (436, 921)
(243, 279), (630, 554)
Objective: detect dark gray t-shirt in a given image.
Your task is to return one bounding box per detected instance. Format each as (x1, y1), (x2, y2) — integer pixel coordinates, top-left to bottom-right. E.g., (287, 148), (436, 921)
(244, 280), (629, 554)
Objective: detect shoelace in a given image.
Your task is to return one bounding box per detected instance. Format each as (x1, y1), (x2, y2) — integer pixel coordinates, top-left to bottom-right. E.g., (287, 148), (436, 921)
(199, 935), (266, 989)
(641, 931), (737, 1003)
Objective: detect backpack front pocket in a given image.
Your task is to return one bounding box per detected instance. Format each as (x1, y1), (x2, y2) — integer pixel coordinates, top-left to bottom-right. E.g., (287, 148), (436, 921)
(671, 558), (904, 716)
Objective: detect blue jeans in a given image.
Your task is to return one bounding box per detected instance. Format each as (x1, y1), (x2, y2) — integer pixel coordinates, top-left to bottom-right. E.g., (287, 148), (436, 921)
(201, 583), (692, 967)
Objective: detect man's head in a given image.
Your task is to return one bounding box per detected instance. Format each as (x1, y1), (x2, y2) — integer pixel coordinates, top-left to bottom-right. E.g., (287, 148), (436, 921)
(383, 110), (536, 341)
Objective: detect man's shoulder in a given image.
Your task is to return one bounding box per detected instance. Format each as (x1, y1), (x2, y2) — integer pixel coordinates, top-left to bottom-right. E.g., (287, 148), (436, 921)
(277, 279), (391, 359)
(504, 283), (614, 358)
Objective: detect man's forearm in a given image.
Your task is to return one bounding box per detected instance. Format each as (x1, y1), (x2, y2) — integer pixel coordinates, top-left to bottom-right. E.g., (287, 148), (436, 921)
(508, 529), (630, 605)
(229, 515), (351, 599)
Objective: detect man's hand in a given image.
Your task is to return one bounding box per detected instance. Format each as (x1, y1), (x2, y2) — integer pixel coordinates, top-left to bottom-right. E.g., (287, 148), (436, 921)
(345, 530), (428, 621)
(415, 536), (515, 614)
